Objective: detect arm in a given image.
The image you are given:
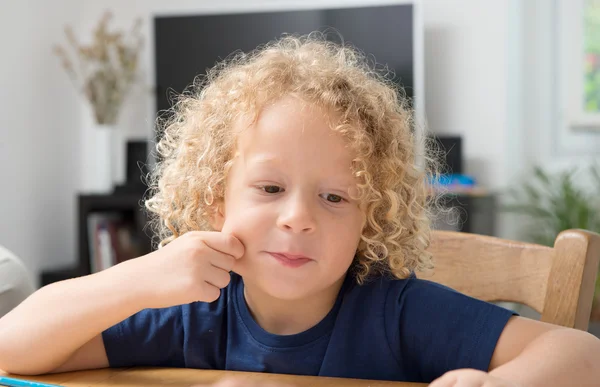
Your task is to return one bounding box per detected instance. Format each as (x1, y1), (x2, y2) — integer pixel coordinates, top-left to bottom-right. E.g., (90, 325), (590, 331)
(489, 317), (600, 386)
(0, 258), (145, 375)
(431, 316), (600, 387)
(0, 231), (243, 375)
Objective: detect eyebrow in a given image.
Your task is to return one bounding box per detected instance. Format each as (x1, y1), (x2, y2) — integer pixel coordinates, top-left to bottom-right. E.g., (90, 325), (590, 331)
(242, 154), (283, 170)
(247, 154), (281, 165)
(244, 154), (357, 187)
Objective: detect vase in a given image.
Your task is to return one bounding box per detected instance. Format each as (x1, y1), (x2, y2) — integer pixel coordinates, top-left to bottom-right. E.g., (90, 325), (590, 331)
(81, 123), (116, 194)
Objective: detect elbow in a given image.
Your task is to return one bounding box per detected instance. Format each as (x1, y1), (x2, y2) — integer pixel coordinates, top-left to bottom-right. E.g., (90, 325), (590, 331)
(0, 364), (57, 376)
(0, 362), (53, 376)
(0, 348), (56, 376)
(579, 330), (600, 369)
(0, 324), (59, 375)
(548, 328), (600, 372)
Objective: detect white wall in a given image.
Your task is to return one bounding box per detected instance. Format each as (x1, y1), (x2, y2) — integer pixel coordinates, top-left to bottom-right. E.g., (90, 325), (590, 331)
(0, 1), (83, 285)
(423, 0), (513, 190)
(0, 0), (555, 285)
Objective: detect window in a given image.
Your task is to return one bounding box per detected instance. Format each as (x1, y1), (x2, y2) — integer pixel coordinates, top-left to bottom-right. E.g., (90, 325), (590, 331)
(584, 0), (600, 112)
(562, 0), (600, 129)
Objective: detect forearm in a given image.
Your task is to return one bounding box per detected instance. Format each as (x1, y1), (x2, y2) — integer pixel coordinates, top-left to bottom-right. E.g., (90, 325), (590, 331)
(0, 258), (146, 374)
(490, 328), (600, 387)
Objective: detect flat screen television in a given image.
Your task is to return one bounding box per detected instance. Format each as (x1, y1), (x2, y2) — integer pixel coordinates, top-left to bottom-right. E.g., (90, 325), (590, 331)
(153, 1), (424, 140)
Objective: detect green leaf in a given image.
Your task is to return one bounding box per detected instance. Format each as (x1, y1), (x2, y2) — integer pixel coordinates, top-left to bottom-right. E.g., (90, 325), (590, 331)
(503, 204), (557, 221)
(591, 163), (600, 191)
(523, 183), (541, 202)
(533, 167), (552, 188)
(501, 165), (600, 242)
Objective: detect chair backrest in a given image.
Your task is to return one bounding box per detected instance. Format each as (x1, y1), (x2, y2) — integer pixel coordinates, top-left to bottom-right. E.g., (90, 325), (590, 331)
(418, 229), (600, 331)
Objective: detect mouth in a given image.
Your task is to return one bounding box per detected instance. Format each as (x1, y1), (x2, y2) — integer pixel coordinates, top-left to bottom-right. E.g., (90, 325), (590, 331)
(267, 252), (313, 268)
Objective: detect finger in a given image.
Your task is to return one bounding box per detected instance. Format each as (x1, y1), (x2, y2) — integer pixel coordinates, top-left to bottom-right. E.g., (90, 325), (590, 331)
(209, 252), (236, 272)
(429, 373), (457, 387)
(205, 265), (231, 289)
(203, 233), (245, 259)
(200, 281), (221, 303)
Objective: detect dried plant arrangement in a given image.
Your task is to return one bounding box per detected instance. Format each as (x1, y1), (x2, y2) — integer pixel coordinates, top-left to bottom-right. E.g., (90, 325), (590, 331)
(54, 11), (144, 125)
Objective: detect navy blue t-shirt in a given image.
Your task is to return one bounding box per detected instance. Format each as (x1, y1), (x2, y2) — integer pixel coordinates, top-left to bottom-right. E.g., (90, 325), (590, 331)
(103, 273), (515, 383)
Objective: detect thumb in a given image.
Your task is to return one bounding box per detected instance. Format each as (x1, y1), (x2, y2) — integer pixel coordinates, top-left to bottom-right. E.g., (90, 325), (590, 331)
(220, 221), (245, 260)
(224, 232), (244, 260)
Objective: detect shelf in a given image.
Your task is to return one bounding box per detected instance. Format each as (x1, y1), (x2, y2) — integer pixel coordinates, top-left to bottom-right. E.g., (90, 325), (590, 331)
(78, 193), (152, 276)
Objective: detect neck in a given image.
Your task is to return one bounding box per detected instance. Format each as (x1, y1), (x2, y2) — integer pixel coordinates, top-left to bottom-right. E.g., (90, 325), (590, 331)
(243, 275), (346, 335)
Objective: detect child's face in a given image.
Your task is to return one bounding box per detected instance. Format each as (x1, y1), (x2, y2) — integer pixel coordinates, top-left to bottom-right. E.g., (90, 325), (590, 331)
(214, 95), (365, 300)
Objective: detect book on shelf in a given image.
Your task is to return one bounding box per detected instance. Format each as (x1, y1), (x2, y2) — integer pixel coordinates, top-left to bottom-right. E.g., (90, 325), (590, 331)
(87, 212), (142, 272)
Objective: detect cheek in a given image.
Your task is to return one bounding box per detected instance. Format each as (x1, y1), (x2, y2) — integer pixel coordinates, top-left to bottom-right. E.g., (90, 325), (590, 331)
(338, 212), (365, 253)
(338, 228), (362, 256)
(220, 200), (270, 244)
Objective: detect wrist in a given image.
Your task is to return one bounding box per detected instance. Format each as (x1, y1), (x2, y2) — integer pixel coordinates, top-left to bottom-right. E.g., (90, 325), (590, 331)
(99, 256), (154, 311)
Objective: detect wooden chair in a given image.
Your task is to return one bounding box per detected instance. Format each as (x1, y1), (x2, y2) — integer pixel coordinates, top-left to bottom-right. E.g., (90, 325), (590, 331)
(419, 230), (600, 331)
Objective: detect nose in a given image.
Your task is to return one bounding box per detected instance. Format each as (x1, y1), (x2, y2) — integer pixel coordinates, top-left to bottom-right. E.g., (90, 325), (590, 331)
(276, 192), (317, 234)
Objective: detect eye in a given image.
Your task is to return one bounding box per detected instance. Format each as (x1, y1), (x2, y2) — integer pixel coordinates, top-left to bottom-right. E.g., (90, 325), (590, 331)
(322, 193), (343, 203)
(260, 185), (284, 194)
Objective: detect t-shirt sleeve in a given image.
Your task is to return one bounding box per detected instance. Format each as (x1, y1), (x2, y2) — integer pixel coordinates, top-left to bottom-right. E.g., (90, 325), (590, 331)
(386, 278), (517, 382)
(102, 305), (184, 367)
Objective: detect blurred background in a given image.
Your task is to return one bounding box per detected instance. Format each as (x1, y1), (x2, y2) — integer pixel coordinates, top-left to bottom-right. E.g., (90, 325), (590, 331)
(0, 0), (599, 327)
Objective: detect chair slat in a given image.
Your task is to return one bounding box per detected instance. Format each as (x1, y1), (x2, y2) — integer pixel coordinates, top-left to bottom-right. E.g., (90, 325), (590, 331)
(418, 230), (600, 330)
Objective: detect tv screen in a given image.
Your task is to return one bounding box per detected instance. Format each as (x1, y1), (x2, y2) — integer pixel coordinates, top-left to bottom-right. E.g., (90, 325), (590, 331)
(154, 3), (416, 123)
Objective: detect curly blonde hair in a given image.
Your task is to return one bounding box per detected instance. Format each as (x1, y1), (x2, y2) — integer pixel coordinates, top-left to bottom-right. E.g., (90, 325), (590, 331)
(146, 33), (436, 284)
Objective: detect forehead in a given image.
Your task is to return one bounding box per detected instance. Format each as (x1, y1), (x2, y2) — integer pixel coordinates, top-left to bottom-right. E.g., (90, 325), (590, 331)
(231, 95), (356, 175)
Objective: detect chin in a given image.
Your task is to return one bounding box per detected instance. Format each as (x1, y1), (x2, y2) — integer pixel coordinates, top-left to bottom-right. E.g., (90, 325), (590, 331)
(254, 273), (317, 300)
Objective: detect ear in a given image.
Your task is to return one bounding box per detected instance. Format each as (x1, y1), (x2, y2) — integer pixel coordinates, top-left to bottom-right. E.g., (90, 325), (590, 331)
(209, 201), (226, 231)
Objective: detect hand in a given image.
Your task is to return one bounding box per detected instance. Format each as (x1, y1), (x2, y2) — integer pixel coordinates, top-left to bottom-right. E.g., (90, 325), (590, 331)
(193, 376), (294, 387)
(134, 231), (244, 309)
(430, 369), (521, 387)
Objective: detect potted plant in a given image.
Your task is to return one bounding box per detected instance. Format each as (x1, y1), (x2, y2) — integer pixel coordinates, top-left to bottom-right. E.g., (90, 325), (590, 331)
(504, 164), (600, 320)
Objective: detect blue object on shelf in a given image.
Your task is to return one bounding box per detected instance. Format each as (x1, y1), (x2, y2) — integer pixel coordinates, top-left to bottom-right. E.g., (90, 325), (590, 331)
(429, 174), (476, 187)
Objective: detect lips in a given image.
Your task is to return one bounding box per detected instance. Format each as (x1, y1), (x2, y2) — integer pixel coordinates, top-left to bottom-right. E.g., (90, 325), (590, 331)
(267, 252), (313, 268)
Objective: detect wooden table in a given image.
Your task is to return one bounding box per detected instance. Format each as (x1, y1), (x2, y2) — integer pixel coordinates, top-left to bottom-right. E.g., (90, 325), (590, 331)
(1, 367), (426, 386)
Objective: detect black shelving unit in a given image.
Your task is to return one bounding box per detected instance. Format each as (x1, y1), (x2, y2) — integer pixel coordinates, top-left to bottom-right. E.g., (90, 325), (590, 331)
(40, 192), (153, 286)
(429, 190), (497, 237)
